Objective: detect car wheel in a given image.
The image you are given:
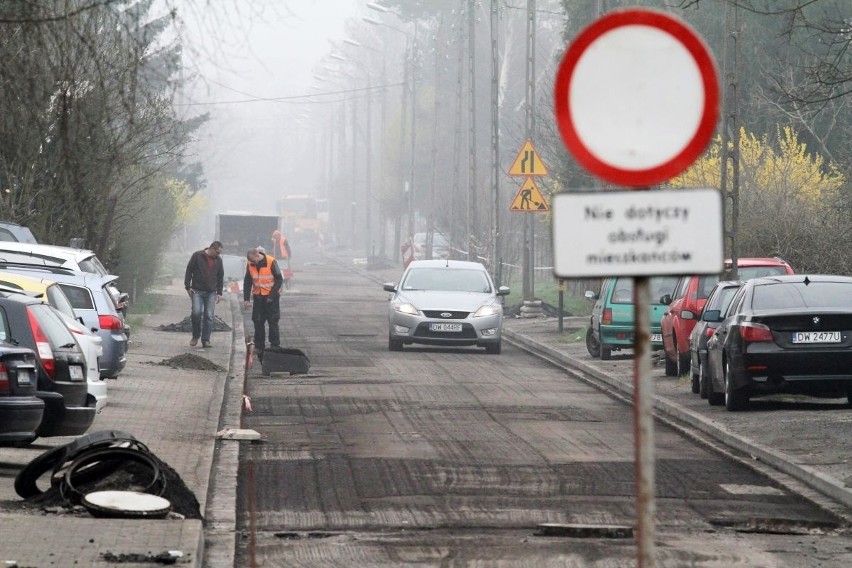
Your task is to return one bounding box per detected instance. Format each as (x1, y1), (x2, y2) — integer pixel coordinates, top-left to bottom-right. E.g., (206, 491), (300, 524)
(698, 360), (709, 399)
(600, 344), (612, 360)
(690, 366), (700, 394)
(388, 335), (403, 352)
(664, 351), (678, 376)
(485, 341), (501, 355)
(707, 361), (724, 406)
(724, 360), (749, 411)
(846, 387), (852, 408)
(677, 349), (690, 378)
(585, 327), (601, 358)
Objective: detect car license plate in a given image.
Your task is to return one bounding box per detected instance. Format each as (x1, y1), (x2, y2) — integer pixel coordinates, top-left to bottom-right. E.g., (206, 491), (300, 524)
(792, 331), (841, 344)
(69, 365), (85, 380)
(430, 323), (462, 333)
(16, 368), (32, 385)
(650, 333), (662, 342)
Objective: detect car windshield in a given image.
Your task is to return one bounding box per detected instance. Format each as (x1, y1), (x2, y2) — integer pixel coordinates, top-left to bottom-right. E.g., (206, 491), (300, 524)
(402, 267), (492, 293)
(414, 233), (449, 247)
(752, 281), (852, 310)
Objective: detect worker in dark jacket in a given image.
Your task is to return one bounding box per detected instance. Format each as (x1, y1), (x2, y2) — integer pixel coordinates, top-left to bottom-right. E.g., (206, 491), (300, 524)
(184, 241), (224, 348)
(243, 247), (284, 358)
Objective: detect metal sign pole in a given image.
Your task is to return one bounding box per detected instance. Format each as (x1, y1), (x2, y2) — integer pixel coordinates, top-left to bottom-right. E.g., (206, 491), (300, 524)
(633, 276), (656, 567)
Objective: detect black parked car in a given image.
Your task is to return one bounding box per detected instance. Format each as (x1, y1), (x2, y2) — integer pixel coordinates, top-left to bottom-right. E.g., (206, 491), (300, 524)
(0, 340), (42, 446)
(0, 289), (96, 437)
(688, 280), (744, 398)
(705, 275), (852, 411)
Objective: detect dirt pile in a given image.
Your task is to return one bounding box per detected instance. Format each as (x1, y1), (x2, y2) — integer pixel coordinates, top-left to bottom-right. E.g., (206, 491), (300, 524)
(157, 315), (231, 332)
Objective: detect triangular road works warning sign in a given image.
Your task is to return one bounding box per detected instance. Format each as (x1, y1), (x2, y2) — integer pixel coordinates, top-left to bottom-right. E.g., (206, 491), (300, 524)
(508, 139), (548, 176)
(510, 178), (549, 212)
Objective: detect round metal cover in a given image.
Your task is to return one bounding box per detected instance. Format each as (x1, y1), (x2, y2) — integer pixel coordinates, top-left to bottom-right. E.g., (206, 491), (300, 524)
(81, 490), (171, 519)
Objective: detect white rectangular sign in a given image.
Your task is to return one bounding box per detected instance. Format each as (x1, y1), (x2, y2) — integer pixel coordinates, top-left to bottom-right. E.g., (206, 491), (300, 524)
(552, 188), (723, 278)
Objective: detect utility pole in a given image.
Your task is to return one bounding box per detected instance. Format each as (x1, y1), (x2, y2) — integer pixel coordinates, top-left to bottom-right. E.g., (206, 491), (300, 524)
(467, 0), (477, 261)
(522, 0), (536, 301)
(490, 0), (500, 283)
(722, 1), (740, 279)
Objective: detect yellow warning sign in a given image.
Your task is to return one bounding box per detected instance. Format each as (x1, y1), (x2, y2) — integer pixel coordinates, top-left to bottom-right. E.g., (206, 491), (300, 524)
(510, 178), (549, 212)
(508, 139), (548, 176)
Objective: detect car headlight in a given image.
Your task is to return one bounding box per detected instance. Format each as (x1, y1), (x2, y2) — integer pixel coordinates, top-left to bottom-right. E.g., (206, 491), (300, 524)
(473, 304), (501, 318)
(393, 302), (419, 316)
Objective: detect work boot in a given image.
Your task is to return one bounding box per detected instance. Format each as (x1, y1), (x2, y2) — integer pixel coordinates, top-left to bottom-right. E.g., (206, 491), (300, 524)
(202, 341), (212, 348)
(190, 337), (199, 347)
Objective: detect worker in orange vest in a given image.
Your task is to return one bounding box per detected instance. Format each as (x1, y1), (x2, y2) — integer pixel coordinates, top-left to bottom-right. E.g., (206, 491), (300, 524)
(271, 229), (291, 261)
(243, 247), (284, 359)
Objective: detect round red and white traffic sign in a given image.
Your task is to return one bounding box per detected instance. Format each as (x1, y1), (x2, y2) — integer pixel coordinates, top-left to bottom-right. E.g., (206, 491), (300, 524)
(554, 8), (719, 187)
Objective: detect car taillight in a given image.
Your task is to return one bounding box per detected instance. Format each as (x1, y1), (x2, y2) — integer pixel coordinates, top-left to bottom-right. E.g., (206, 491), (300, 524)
(99, 314), (124, 330)
(602, 308), (613, 325)
(0, 363), (9, 394)
(27, 307), (56, 380)
(740, 322), (773, 343)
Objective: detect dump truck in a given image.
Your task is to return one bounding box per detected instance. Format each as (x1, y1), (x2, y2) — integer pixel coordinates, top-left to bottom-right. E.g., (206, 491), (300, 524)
(214, 212), (280, 256)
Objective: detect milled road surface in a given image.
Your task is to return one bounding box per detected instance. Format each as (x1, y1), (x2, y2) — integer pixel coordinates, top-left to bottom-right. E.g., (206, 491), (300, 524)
(235, 247), (852, 567)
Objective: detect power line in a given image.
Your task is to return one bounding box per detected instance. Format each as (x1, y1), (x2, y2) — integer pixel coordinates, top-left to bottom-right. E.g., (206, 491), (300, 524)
(176, 82), (404, 106)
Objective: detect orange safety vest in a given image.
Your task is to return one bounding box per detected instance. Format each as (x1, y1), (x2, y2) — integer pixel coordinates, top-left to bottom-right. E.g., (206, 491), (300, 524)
(248, 254), (276, 296)
(278, 236), (290, 259)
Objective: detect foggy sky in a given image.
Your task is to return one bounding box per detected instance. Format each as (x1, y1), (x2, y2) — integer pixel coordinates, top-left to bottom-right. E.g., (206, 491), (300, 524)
(179, 0), (362, 226)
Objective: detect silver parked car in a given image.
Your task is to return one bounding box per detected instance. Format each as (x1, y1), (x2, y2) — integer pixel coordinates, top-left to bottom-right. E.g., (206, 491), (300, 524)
(0, 262), (128, 379)
(383, 260), (509, 354)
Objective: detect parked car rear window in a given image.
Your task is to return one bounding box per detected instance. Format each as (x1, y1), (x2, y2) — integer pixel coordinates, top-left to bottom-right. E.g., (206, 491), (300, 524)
(46, 286), (77, 319)
(0, 307), (7, 342)
(612, 276), (679, 304)
(752, 281), (852, 310)
(57, 284), (95, 310)
(78, 257), (108, 276)
(738, 265), (789, 279)
(29, 304), (76, 348)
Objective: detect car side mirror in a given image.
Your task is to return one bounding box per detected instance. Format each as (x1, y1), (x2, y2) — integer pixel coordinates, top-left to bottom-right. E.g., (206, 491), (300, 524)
(382, 282), (397, 293)
(660, 294), (672, 305)
(682, 310), (694, 320)
(497, 286), (510, 296)
(584, 290), (598, 300)
(702, 309), (721, 322)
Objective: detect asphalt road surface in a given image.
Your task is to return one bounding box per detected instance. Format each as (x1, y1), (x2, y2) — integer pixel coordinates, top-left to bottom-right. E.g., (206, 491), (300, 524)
(235, 246), (852, 567)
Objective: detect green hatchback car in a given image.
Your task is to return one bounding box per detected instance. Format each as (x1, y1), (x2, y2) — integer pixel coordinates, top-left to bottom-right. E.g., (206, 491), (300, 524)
(585, 276), (679, 360)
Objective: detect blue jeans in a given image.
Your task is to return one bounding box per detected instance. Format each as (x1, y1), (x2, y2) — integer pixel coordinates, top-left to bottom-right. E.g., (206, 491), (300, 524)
(191, 290), (217, 342)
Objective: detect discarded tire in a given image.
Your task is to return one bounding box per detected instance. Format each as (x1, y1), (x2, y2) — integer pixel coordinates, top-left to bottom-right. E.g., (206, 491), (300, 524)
(14, 430), (140, 499)
(60, 446), (166, 505)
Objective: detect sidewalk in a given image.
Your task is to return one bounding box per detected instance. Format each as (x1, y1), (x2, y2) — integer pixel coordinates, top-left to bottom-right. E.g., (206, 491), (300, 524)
(0, 281), (244, 567)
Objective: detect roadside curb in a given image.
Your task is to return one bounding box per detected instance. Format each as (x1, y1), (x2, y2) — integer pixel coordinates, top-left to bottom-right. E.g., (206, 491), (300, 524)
(504, 328), (852, 513)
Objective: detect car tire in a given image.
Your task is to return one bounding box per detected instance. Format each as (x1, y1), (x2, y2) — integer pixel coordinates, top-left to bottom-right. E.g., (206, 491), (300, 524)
(691, 368), (700, 394)
(698, 360), (709, 399)
(707, 362), (724, 406)
(600, 344), (612, 360)
(388, 335), (403, 352)
(677, 349), (690, 378)
(485, 341), (501, 355)
(585, 327), (601, 358)
(664, 352), (678, 376)
(724, 361), (749, 411)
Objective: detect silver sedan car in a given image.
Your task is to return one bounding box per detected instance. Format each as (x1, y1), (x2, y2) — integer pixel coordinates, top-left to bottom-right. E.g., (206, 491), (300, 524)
(383, 260), (510, 354)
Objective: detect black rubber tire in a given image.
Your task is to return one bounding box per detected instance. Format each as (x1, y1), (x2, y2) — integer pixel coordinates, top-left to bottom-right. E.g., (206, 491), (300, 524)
(585, 327), (601, 358)
(698, 360), (710, 399)
(691, 369), (700, 394)
(485, 341), (501, 355)
(14, 430), (139, 499)
(600, 345), (612, 360)
(707, 362), (725, 406)
(664, 352), (678, 376)
(388, 335), (403, 352)
(677, 350), (690, 378)
(724, 361), (749, 411)
(61, 447), (165, 505)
